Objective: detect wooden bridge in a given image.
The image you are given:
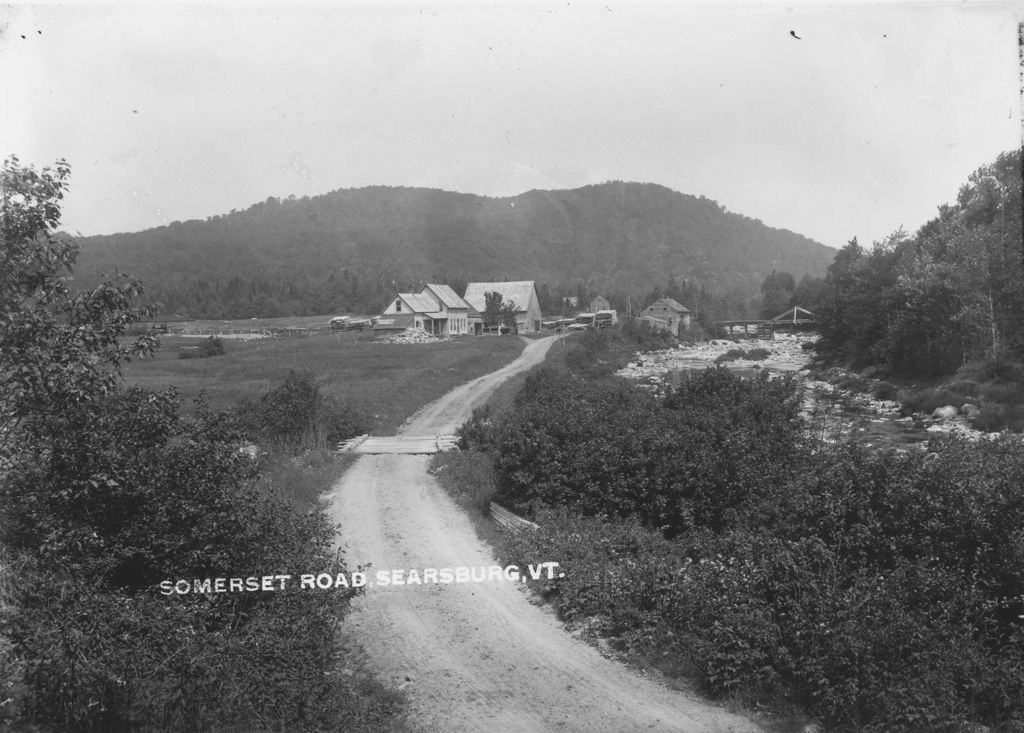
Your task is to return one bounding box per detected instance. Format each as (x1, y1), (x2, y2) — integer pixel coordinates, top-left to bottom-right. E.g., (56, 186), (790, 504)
(721, 306), (817, 338)
(337, 434), (460, 454)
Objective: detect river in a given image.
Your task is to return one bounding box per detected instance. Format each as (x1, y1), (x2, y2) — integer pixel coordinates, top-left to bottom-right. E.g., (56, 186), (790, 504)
(615, 334), (985, 451)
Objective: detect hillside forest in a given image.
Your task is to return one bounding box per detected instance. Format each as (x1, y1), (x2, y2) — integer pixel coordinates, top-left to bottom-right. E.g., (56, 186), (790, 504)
(70, 181), (835, 322)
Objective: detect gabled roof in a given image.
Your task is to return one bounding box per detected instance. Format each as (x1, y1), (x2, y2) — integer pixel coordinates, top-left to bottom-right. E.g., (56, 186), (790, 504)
(424, 283), (471, 310)
(645, 297), (690, 313)
(463, 281), (537, 313)
(396, 292), (437, 313)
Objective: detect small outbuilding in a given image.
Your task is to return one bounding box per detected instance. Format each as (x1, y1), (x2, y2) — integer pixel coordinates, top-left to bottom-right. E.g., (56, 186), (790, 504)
(639, 298), (691, 336)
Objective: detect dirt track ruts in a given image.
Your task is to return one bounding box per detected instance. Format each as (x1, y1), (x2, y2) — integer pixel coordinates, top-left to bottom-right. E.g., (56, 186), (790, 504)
(325, 335), (762, 732)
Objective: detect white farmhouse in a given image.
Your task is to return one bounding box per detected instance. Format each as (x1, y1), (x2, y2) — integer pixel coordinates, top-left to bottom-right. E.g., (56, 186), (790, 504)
(379, 283), (472, 335)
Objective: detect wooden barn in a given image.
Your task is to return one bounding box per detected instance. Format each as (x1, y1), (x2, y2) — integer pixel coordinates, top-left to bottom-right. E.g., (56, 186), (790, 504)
(639, 297), (692, 336)
(463, 281), (544, 334)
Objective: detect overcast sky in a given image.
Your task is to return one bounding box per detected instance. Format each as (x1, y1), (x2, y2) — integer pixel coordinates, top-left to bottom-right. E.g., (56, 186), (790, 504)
(2, 1), (1021, 249)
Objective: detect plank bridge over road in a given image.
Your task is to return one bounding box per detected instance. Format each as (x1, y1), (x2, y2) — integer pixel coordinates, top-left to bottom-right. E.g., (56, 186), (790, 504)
(337, 434), (459, 454)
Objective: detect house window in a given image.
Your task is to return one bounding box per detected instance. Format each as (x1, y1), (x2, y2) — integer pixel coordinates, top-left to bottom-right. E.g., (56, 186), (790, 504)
(395, 300), (402, 312)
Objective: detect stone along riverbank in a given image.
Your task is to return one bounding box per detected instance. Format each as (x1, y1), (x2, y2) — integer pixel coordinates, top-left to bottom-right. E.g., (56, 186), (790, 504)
(616, 334), (994, 451)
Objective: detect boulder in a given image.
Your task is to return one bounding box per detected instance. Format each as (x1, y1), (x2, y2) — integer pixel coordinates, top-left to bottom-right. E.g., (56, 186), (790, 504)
(961, 403), (981, 420)
(931, 405), (959, 420)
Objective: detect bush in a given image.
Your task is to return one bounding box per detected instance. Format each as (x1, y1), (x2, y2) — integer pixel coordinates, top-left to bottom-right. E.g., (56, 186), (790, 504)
(899, 387), (964, 414)
(947, 379), (980, 397)
(714, 348), (749, 364)
(714, 347), (769, 363)
(456, 404), (499, 452)
(429, 451), (499, 515)
(238, 371), (369, 452)
(501, 508), (683, 635)
(979, 381), (1024, 405)
(619, 317), (677, 351)
(494, 366), (805, 537)
(256, 447), (354, 512)
(958, 358), (1024, 384)
(496, 438), (1024, 730)
(8, 564), (366, 732)
(973, 404), (1024, 432)
(834, 373), (869, 392)
(1, 387), (380, 731)
(178, 335), (224, 359)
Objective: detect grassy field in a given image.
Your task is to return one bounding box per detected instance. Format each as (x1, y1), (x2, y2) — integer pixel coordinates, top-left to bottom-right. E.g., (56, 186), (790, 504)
(121, 332), (527, 434)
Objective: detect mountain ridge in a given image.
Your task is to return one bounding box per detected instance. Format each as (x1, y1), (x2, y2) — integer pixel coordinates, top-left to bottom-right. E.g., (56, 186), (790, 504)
(71, 181), (836, 319)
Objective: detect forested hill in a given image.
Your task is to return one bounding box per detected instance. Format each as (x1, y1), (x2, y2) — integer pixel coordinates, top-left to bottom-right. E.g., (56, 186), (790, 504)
(72, 182), (835, 319)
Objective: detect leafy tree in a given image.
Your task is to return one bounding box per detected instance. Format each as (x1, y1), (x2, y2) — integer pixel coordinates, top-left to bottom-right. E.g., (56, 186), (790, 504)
(792, 273), (826, 313)
(758, 270), (795, 319)
(237, 370), (367, 451)
(0, 157), (377, 731)
(483, 290), (503, 330)
(482, 290), (518, 333)
(815, 149), (1023, 377)
(1, 156), (156, 454)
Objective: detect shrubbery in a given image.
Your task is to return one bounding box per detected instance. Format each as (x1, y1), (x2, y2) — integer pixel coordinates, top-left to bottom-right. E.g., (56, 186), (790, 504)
(237, 370), (369, 452)
(466, 345), (1024, 730)
(495, 433), (1024, 729)
(0, 386), (376, 731)
(495, 366), (804, 536)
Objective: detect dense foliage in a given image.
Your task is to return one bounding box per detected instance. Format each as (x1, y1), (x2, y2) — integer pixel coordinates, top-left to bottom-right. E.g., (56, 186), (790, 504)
(472, 323), (1024, 730)
(71, 182), (833, 320)
(237, 370), (369, 452)
(815, 149), (1023, 379)
(0, 157), (398, 731)
(494, 367), (804, 537)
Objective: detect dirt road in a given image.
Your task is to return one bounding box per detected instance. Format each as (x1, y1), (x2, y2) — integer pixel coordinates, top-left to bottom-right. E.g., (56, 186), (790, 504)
(326, 336), (762, 732)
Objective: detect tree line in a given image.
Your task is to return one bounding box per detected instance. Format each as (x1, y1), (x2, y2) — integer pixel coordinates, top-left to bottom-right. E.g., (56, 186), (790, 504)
(763, 149), (1023, 380)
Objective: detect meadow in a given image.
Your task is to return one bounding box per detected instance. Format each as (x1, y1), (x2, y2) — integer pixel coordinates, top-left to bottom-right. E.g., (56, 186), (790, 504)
(121, 332), (526, 434)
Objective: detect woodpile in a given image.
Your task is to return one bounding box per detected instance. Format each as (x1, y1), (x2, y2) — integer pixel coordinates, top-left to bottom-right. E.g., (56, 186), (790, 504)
(379, 328), (448, 344)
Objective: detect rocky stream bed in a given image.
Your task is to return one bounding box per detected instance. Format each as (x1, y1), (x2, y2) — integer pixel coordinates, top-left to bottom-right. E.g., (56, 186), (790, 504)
(616, 333), (995, 451)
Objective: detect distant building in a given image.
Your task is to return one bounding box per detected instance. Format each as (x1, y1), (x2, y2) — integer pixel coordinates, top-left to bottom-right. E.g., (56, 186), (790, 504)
(590, 295), (610, 313)
(379, 283), (472, 335)
(639, 297), (691, 336)
(463, 281), (544, 334)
